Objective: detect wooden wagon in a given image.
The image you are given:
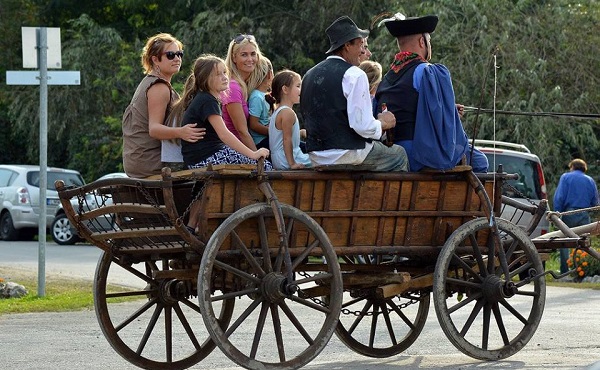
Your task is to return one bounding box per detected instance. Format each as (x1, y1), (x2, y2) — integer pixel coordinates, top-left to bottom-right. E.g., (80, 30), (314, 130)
(55, 163), (599, 370)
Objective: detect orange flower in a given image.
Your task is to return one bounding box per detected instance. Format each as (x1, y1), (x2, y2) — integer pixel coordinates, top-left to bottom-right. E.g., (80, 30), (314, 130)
(579, 270), (585, 277)
(577, 267), (582, 271)
(582, 261), (589, 267)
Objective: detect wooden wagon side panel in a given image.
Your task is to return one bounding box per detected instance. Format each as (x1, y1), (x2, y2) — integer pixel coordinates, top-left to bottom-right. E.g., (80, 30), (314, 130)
(198, 171), (497, 253)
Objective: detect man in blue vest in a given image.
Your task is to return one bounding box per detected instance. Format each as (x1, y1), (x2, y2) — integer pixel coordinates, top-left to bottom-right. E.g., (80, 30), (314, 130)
(300, 16), (409, 171)
(375, 13), (488, 173)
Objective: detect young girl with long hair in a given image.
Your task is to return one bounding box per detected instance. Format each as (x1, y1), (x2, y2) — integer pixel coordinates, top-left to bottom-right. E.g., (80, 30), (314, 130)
(268, 70), (311, 170)
(169, 54), (271, 170)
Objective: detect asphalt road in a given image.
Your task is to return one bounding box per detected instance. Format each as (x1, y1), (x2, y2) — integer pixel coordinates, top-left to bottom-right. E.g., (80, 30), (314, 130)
(1, 240), (600, 370)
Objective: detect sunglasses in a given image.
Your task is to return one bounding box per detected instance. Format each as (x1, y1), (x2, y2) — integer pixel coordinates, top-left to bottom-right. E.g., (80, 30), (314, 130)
(163, 50), (184, 60)
(233, 34), (256, 44)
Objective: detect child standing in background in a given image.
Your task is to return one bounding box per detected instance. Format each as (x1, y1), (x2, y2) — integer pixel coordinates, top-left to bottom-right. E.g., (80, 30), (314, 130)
(248, 57), (274, 149)
(268, 70), (311, 170)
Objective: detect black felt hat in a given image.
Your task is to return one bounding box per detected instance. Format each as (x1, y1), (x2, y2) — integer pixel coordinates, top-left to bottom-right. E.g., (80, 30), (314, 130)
(380, 13), (438, 37)
(325, 16), (370, 54)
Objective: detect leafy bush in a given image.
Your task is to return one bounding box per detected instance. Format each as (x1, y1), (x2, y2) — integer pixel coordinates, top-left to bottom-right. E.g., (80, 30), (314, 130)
(567, 248), (600, 279)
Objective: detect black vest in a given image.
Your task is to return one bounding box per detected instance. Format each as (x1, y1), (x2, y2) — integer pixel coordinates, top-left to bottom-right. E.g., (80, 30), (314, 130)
(300, 58), (370, 152)
(375, 59), (424, 141)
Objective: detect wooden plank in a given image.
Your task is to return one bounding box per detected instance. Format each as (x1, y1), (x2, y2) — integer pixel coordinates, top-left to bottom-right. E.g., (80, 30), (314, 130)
(376, 274), (433, 298)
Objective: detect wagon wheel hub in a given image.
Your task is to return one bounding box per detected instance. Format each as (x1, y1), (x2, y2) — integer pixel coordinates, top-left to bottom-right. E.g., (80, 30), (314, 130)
(481, 275), (516, 303)
(159, 279), (188, 305)
(260, 272), (291, 303)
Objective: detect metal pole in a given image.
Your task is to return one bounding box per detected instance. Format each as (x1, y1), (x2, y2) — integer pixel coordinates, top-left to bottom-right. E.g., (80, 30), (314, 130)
(37, 27), (48, 297)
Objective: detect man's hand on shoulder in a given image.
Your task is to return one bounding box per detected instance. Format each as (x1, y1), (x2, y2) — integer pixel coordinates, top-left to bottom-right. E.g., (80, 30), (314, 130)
(377, 111), (396, 130)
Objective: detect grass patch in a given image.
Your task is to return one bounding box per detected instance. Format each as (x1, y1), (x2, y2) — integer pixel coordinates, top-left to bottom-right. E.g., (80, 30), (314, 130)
(0, 267), (134, 315)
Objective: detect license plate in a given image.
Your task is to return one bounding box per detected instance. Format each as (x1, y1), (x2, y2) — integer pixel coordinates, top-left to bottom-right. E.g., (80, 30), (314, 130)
(47, 198), (60, 206)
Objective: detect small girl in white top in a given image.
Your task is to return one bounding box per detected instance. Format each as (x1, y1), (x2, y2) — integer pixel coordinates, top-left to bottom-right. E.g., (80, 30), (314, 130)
(268, 70), (311, 170)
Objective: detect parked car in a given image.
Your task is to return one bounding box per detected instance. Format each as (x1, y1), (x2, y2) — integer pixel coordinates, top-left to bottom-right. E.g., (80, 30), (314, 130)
(0, 164), (85, 242)
(51, 172), (129, 245)
(474, 140), (549, 237)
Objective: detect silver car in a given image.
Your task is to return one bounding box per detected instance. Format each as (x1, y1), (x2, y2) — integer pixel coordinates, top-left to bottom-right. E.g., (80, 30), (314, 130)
(475, 140), (550, 237)
(0, 164), (85, 241)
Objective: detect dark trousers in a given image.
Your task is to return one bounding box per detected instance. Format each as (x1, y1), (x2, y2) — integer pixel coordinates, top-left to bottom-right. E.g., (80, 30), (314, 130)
(560, 210), (591, 274)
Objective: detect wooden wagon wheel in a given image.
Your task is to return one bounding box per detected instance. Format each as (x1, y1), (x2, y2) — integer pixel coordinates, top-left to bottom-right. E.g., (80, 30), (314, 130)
(433, 217), (546, 360)
(198, 203), (343, 370)
(332, 256), (430, 358)
(94, 252), (234, 370)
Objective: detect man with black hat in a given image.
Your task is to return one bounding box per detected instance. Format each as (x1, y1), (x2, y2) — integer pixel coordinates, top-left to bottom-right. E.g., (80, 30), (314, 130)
(300, 16), (409, 171)
(375, 13), (488, 172)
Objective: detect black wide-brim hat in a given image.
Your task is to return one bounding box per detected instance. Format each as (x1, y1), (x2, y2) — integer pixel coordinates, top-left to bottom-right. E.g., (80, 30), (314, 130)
(381, 13), (438, 37)
(325, 16), (370, 54)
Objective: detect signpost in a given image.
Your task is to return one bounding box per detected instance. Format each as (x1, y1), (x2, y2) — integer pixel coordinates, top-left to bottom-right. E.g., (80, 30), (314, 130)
(5, 27), (80, 297)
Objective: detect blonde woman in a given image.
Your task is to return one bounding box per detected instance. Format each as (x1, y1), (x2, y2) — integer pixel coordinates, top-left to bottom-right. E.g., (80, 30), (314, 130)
(122, 33), (204, 178)
(221, 34), (264, 150)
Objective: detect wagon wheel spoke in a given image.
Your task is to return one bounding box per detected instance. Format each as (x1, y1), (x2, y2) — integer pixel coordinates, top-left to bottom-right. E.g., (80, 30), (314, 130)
(173, 303), (202, 350)
(270, 303), (286, 362)
(449, 253), (484, 283)
(434, 218), (546, 361)
(137, 303), (163, 355)
(468, 233), (487, 277)
(250, 302), (270, 359)
(258, 215), (273, 273)
(179, 297), (201, 313)
(381, 302), (398, 346)
(368, 304), (380, 347)
(481, 304), (491, 349)
(459, 298), (485, 336)
(447, 291), (483, 314)
(498, 299), (529, 324)
(491, 302), (510, 346)
(290, 238), (321, 271)
(286, 294), (332, 314)
(107, 256), (153, 285)
(387, 299), (416, 330)
(114, 298), (158, 331)
(279, 300), (315, 345)
(494, 238), (521, 276)
(224, 298), (263, 337)
(347, 300), (373, 334)
(165, 305), (173, 362)
(231, 229), (266, 277)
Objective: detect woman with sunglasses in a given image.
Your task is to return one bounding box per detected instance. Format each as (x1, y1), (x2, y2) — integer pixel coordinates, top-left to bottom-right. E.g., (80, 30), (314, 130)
(122, 33), (205, 178)
(220, 34), (263, 151)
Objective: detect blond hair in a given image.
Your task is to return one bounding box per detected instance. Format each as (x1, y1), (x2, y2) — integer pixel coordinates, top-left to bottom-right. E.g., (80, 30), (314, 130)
(358, 60), (382, 94)
(247, 56), (273, 93)
(141, 33), (183, 74)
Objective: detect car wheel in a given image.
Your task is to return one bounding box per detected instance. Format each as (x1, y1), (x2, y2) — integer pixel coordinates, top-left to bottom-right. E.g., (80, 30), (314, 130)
(0, 212), (19, 241)
(51, 213), (79, 245)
